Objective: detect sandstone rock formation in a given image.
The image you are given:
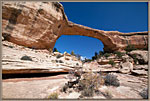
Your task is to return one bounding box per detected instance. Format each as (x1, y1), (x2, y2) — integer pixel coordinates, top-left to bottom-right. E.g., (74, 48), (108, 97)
(2, 2), (148, 52)
(119, 62), (133, 74)
(129, 50), (148, 64)
(2, 41), (82, 75)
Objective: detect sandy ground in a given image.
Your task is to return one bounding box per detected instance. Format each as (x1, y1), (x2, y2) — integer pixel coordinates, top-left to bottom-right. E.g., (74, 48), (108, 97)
(2, 74), (69, 99)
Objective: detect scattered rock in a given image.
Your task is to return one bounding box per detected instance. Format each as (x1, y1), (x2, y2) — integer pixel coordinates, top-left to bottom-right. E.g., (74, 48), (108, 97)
(129, 50), (148, 64)
(119, 62), (133, 73)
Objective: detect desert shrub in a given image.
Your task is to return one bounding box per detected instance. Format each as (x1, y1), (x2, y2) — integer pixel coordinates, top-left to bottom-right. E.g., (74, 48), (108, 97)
(143, 47), (148, 50)
(99, 51), (104, 56)
(71, 51), (75, 56)
(108, 59), (116, 67)
(56, 60), (63, 63)
(139, 88), (148, 99)
(76, 63), (79, 66)
(92, 56), (96, 60)
(48, 92), (58, 99)
(104, 73), (120, 87)
(49, 48), (53, 53)
(125, 44), (136, 52)
(2, 33), (11, 40)
(60, 83), (68, 93)
(131, 54), (138, 64)
(114, 51), (123, 58)
(103, 89), (113, 99)
(53, 48), (58, 52)
(83, 58), (92, 63)
(8, 46), (14, 48)
(61, 68), (104, 97)
(91, 52), (100, 60)
(59, 60), (63, 63)
(95, 52), (98, 59)
(21, 55), (32, 61)
(75, 54), (81, 60)
(56, 54), (63, 58)
(104, 53), (111, 58)
(78, 72), (102, 97)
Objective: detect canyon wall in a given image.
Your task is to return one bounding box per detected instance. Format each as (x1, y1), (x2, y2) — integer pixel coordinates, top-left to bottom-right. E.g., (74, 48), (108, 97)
(2, 2), (148, 52)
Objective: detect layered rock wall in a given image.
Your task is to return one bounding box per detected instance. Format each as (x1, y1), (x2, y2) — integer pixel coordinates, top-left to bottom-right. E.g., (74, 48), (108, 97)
(2, 2), (148, 52)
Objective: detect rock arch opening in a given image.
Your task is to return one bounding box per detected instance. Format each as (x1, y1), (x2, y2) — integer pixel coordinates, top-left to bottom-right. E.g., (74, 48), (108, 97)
(54, 35), (104, 59)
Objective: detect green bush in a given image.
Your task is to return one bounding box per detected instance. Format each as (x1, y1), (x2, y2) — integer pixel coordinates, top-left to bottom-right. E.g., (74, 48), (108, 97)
(83, 58), (92, 63)
(48, 92), (58, 99)
(114, 51), (123, 58)
(104, 53), (110, 58)
(104, 73), (120, 87)
(125, 44), (136, 52)
(56, 60), (63, 63)
(92, 56), (96, 60)
(53, 48), (58, 52)
(132, 54), (138, 64)
(108, 59), (116, 67)
(99, 51), (104, 56)
(21, 56), (32, 61)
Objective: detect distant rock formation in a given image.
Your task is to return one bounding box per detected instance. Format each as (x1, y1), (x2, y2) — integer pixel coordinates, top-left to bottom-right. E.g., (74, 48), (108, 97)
(2, 2), (148, 52)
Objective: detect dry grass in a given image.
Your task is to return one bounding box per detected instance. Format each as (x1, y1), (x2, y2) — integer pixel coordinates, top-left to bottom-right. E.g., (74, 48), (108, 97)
(48, 92), (59, 99)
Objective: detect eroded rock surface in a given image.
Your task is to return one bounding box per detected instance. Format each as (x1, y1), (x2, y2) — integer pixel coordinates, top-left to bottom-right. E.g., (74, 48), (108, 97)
(129, 50), (148, 64)
(2, 41), (82, 74)
(2, 2), (148, 52)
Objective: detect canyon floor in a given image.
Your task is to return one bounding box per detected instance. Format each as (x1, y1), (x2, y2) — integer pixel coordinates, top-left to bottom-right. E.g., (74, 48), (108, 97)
(2, 41), (148, 99)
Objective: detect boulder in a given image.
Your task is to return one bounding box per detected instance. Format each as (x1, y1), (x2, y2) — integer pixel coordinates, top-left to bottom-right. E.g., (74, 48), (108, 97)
(119, 62), (133, 73)
(129, 50), (148, 64)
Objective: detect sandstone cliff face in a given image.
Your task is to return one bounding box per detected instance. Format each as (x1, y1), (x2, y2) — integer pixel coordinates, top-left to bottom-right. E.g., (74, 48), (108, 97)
(2, 2), (148, 52)
(2, 2), (68, 50)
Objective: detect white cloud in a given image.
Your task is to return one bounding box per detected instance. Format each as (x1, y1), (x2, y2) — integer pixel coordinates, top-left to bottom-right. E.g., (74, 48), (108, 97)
(80, 56), (87, 60)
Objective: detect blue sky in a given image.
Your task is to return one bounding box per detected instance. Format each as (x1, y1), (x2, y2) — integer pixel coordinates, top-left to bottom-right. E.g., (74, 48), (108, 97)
(55, 2), (148, 59)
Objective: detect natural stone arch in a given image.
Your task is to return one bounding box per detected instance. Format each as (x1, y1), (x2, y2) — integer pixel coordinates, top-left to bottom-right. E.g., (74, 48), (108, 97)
(2, 2), (148, 52)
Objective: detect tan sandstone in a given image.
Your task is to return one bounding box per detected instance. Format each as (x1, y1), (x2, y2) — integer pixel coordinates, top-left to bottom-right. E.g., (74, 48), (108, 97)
(2, 2), (148, 52)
